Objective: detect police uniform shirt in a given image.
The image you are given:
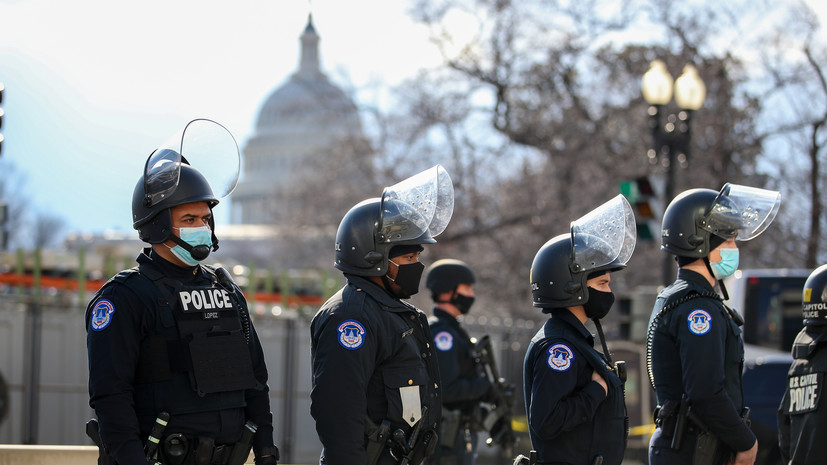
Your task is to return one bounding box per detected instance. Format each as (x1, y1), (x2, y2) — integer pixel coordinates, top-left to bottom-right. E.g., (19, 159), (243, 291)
(778, 326), (827, 465)
(86, 249), (274, 465)
(523, 308), (626, 465)
(648, 268), (755, 459)
(310, 274), (442, 465)
(429, 308), (490, 410)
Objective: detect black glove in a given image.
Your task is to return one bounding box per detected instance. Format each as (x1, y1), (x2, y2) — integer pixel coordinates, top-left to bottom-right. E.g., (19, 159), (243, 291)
(254, 446), (279, 465)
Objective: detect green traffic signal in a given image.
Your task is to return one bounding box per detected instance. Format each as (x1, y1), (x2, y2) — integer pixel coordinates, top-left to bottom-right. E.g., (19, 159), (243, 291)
(621, 176), (659, 240)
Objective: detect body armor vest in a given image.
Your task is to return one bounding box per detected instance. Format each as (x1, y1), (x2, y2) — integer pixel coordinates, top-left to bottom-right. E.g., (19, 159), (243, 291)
(97, 262), (259, 417)
(781, 328), (827, 464)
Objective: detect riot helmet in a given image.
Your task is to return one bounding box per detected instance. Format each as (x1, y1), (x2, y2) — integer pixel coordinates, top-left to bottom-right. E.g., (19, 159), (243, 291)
(531, 195), (636, 308)
(661, 183), (781, 258)
(335, 165), (454, 277)
(426, 259), (476, 312)
(426, 259), (475, 296)
(803, 264), (827, 326)
(131, 119), (240, 258)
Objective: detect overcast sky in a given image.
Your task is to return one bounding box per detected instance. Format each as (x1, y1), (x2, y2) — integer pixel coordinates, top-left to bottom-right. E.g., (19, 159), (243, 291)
(0, 0), (445, 237)
(0, 0), (825, 240)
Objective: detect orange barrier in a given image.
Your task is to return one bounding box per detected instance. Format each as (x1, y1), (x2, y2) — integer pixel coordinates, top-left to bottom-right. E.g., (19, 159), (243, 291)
(0, 273), (324, 307)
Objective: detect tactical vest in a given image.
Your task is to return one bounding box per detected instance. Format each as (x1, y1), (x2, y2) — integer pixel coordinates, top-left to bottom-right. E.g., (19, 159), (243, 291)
(97, 262), (260, 418)
(785, 328), (827, 419)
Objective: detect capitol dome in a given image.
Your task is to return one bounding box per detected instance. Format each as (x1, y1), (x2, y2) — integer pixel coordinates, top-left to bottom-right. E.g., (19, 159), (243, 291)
(232, 15), (369, 225)
(253, 19), (362, 136)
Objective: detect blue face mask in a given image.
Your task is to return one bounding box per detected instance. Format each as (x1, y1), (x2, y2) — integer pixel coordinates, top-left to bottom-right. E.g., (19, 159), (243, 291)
(169, 225), (212, 266)
(710, 248), (739, 279)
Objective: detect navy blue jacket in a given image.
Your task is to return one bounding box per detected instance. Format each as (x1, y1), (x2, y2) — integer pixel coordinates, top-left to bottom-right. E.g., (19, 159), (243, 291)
(429, 308), (490, 411)
(523, 309), (626, 465)
(310, 274), (441, 465)
(648, 268), (755, 463)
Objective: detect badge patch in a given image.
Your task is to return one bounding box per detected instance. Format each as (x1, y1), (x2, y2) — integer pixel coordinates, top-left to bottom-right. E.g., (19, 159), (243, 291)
(787, 372), (822, 414)
(90, 299), (115, 331)
(687, 309), (712, 335)
(434, 331), (454, 351)
(547, 343), (575, 372)
(337, 319), (366, 350)
(178, 288), (233, 312)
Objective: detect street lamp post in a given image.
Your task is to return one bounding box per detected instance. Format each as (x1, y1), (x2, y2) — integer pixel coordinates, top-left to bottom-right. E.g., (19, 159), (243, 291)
(641, 60), (706, 285)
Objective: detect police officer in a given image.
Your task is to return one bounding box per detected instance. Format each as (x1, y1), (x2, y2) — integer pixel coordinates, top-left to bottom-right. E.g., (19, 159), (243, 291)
(86, 120), (278, 465)
(647, 183), (781, 465)
(778, 263), (827, 464)
(426, 259), (490, 465)
(310, 166), (454, 465)
(522, 195), (634, 465)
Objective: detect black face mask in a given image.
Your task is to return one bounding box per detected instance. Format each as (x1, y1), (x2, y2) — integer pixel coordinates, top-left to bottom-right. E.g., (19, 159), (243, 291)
(388, 261), (425, 299)
(584, 288), (615, 320)
(450, 292), (475, 314)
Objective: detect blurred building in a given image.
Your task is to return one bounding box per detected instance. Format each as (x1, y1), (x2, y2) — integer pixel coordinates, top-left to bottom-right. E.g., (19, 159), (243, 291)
(231, 14), (370, 226)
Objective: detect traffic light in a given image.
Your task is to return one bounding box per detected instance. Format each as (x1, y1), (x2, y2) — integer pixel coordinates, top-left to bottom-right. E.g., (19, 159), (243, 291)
(620, 176), (659, 241)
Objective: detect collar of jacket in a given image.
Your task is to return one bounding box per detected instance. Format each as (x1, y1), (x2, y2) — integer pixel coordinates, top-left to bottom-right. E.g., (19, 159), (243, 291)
(344, 273), (419, 313)
(549, 307), (594, 346)
(676, 267), (716, 292)
(140, 247), (205, 283)
(432, 307), (460, 328)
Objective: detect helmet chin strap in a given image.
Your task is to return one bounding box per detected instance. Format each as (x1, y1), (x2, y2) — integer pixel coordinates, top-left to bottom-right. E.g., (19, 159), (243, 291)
(170, 235), (211, 261)
(593, 318), (614, 365)
(703, 257), (730, 301)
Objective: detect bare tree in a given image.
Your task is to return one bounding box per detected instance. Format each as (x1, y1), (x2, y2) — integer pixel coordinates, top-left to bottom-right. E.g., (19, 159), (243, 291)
(0, 159), (31, 250)
(31, 213), (66, 249)
(754, 3), (827, 267)
(398, 0), (774, 316)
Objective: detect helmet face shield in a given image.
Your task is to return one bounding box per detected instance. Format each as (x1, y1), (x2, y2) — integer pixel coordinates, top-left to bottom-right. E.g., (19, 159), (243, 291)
(378, 199), (431, 244)
(378, 165), (454, 244)
(702, 183), (781, 241)
(570, 195), (636, 272)
(143, 119), (240, 208)
(144, 148), (182, 207)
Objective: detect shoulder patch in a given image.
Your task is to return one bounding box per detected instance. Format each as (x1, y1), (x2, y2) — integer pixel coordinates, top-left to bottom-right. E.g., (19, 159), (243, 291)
(90, 299), (116, 331)
(337, 319), (366, 350)
(547, 343), (575, 372)
(434, 331), (454, 351)
(687, 309), (712, 335)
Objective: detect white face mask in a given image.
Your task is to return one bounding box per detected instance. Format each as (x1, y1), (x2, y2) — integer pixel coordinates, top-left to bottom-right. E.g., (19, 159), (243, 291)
(168, 225), (212, 266)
